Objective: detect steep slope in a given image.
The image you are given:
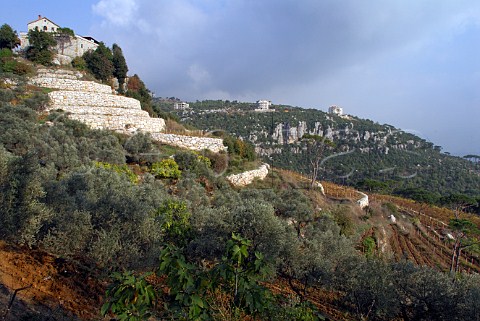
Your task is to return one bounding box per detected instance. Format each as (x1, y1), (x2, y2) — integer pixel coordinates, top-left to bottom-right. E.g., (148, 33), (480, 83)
(159, 100), (480, 196)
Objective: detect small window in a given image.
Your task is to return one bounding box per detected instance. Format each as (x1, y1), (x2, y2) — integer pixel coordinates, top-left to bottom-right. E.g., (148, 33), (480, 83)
(43, 26), (47, 31)
(81, 44), (83, 48)
(52, 27), (55, 31)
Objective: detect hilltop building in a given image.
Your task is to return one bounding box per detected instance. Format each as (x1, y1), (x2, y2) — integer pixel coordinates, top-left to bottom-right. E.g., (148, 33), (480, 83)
(174, 102), (190, 110)
(255, 100), (272, 112)
(19, 15), (99, 63)
(328, 105), (343, 116)
(256, 100), (271, 110)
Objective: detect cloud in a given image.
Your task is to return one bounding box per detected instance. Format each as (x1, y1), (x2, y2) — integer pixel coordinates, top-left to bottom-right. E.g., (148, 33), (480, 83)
(92, 0), (139, 27)
(91, 0), (480, 94)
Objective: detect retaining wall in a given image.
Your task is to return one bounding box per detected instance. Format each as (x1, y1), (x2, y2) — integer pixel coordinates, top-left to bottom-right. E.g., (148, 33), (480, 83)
(226, 163), (270, 186)
(29, 69), (231, 153)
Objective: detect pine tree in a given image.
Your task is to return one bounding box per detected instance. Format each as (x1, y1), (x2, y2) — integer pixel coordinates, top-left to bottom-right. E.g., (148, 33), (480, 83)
(83, 42), (114, 82)
(112, 43), (128, 93)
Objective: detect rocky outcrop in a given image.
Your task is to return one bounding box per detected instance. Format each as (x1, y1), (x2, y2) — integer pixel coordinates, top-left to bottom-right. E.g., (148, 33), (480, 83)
(226, 163), (270, 187)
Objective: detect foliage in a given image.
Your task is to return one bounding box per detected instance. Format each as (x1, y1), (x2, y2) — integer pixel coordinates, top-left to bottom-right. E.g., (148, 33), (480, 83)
(150, 158), (181, 179)
(53, 27), (75, 56)
(23, 91), (50, 111)
(270, 297), (324, 321)
(362, 236), (376, 258)
(71, 56), (86, 70)
(156, 199), (191, 243)
(332, 205), (354, 236)
(123, 132), (160, 163)
(83, 42), (113, 82)
(213, 233), (273, 316)
(0, 47), (13, 59)
(440, 193), (478, 217)
(94, 161), (139, 184)
(26, 28), (57, 65)
(158, 233), (274, 320)
(126, 74), (155, 116)
(223, 135), (255, 161)
(158, 243), (210, 320)
(112, 43), (128, 92)
(174, 151), (212, 173)
(0, 24), (20, 49)
(0, 49), (33, 75)
(394, 187), (439, 205)
(56, 27), (74, 37)
(2, 82), (480, 320)
(356, 178), (391, 193)
(102, 271), (156, 321)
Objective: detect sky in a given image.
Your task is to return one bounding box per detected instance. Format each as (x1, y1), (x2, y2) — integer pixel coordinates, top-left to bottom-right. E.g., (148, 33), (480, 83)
(2, 0), (480, 156)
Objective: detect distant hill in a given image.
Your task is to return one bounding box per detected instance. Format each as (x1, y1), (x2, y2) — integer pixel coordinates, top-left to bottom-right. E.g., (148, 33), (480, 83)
(155, 99), (480, 197)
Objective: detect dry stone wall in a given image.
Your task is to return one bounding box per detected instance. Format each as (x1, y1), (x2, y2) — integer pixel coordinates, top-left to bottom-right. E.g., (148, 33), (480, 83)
(30, 68), (227, 153)
(226, 163), (270, 187)
(49, 91), (141, 109)
(151, 133), (226, 153)
(356, 192), (369, 209)
(31, 76), (113, 94)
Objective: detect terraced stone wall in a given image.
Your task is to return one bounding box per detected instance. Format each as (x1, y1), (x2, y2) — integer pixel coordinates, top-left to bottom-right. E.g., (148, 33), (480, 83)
(29, 69), (229, 153)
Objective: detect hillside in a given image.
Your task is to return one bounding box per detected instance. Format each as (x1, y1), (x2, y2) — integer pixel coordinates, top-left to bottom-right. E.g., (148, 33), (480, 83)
(1, 45), (480, 320)
(157, 99), (480, 197)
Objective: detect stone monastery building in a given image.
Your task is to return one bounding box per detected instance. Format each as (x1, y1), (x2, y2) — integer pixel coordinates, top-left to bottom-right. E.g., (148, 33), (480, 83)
(20, 15), (99, 63)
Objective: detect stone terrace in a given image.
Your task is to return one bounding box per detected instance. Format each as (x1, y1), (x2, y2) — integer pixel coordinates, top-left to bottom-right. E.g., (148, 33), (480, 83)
(31, 69), (226, 152)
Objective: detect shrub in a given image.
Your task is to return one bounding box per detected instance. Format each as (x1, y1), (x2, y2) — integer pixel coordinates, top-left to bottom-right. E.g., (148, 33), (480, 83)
(0, 59), (16, 72)
(151, 158), (181, 179)
(71, 56), (86, 70)
(102, 271), (156, 320)
(23, 92), (49, 111)
(205, 150), (229, 174)
(94, 161), (139, 184)
(174, 151), (198, 170)
(362, 236), (376, 258)
(13, 61), (33, 75)
(0, 89), (14, 103)
(0, 48), (13, 58)
(197, 155), (211, 168)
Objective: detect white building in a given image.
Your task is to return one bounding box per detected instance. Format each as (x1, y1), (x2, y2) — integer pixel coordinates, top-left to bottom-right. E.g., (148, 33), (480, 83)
(256, 100), (271, 111)
(19, 15), (99, 63)
(328, 105), (343, 116)
(174, 102), (190, 110)
(27, 15), (60, 32)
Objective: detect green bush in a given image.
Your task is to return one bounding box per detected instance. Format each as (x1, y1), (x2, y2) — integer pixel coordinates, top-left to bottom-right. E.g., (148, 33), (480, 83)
(71, 56), (86, 70)
(102, 271), (156, 320)
(13, 61), (32, 75)
(94, 161), (139, 184)
(0, 48), (13, 58)
(151, 158), (181, 179)
(23, 92), (49, 111)
(362, 236), (376, 258)
(0, 58), (16, 72)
